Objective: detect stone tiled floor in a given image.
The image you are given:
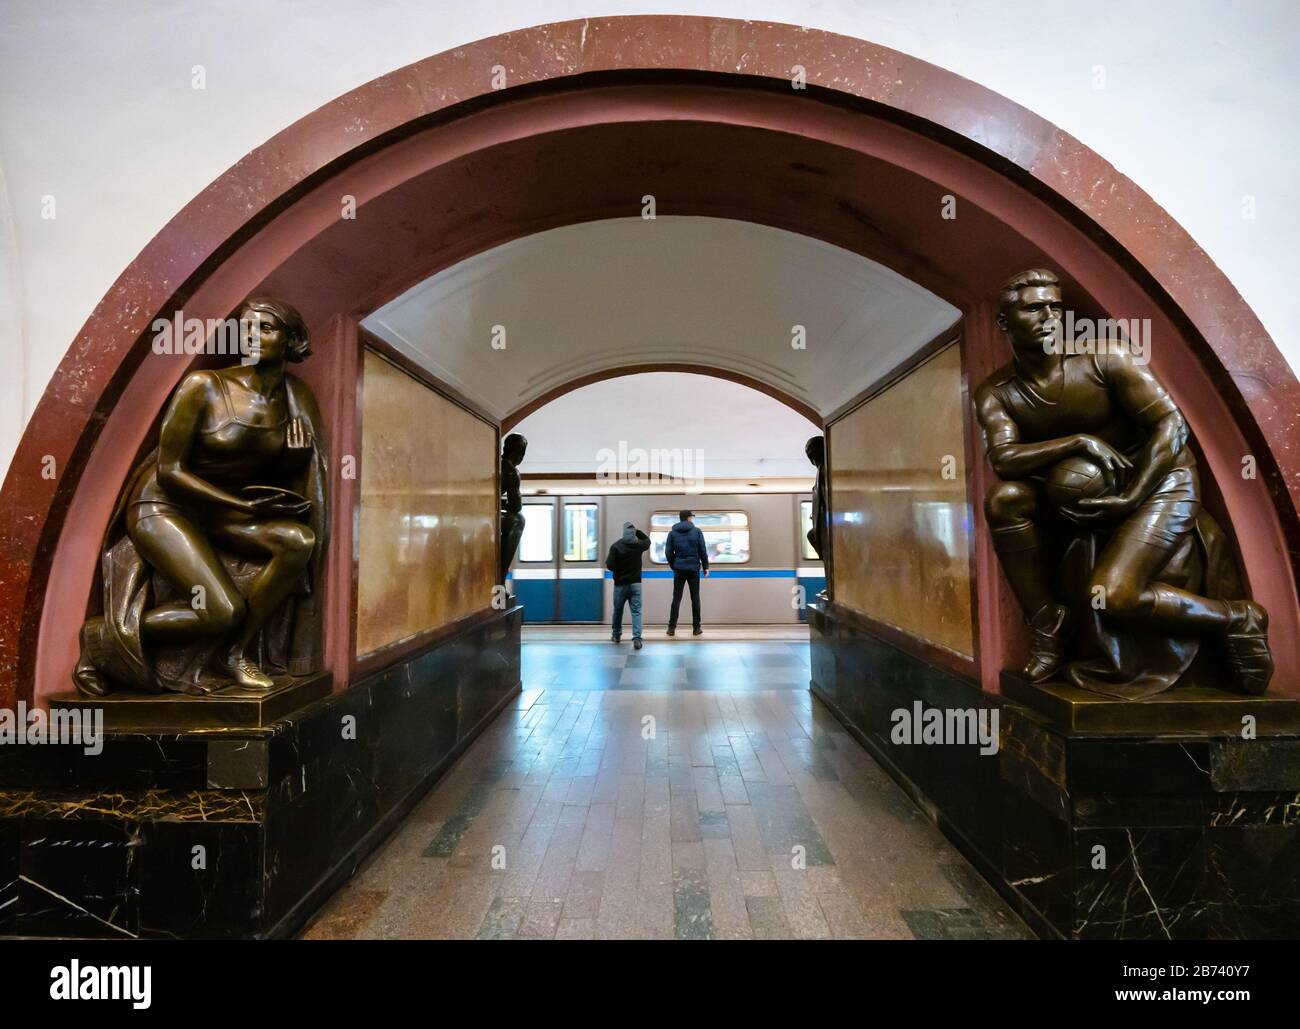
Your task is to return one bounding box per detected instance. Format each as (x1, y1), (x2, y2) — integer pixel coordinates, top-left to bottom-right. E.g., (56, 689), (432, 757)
(521, 640), (817, 691)
(301, 640), (1031, 940)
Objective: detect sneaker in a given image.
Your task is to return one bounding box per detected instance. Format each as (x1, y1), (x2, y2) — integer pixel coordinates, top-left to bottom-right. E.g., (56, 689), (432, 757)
(1023, 603), (1070, 683)
(611, 636), (621, 644)
(692, 628), (703, 636)
(633, 638), (643, 650)
(1224, 600), (1272, 695)
(666, 627), (675, 637)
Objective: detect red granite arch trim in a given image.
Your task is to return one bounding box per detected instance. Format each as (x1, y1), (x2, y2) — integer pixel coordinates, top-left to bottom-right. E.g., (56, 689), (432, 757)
(2, 15), (1296, 708)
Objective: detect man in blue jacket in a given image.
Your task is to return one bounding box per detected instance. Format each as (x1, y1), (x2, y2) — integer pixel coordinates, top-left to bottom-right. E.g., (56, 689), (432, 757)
(665, 509), (709, 636)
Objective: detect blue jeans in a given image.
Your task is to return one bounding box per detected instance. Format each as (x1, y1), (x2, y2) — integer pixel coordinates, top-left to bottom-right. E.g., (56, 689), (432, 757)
(612, 583), (643, 640)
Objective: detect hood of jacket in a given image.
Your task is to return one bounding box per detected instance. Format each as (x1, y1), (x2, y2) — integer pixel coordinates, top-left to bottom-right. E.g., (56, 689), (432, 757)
(672, 521), (695, 535)
(621, 521), (638, 543)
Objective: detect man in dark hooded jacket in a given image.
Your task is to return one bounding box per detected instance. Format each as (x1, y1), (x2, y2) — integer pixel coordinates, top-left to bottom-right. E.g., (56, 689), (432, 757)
(606, 521), (650, 648)
(665, 510), (709, 636)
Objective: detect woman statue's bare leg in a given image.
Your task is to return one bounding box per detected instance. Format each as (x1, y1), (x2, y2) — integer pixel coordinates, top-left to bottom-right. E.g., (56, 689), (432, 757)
(130, 513), (247, 645)
(214, 519), (317, 687)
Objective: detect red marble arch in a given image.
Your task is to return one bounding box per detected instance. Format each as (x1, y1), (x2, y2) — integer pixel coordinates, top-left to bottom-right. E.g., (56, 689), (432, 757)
(3, 15), (1298, 709)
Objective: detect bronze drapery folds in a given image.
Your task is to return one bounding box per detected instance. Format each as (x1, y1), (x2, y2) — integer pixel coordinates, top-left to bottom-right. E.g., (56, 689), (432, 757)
(74, 297), (329, 696)
(974, 269), (1272, 699)
(499, 432), (527, 583)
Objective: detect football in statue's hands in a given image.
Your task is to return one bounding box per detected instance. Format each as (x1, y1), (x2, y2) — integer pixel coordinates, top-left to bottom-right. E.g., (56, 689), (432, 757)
(1044, 456), (1111, 509)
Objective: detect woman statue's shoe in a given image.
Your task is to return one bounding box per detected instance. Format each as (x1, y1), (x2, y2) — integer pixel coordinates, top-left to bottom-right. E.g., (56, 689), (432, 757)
(224, 651), (276, 690)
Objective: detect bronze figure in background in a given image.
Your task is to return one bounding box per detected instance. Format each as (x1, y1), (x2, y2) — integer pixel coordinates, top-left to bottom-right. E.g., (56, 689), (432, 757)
(500, 432), (528, 582)
(74, 297), (329, 696)
(805, 435), (829, 561)
(974, 269), (1271, 699)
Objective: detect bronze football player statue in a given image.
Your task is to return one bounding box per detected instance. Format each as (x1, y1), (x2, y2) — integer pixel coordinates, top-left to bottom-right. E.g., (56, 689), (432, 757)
(974, 269), (1271, 698)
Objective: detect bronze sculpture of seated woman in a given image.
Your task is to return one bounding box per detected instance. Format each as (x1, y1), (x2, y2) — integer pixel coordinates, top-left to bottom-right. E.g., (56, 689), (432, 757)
(75, 296), (329, 696)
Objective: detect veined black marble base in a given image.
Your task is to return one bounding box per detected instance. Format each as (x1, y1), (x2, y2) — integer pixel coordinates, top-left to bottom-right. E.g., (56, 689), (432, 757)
(809, 602), (1300, 940)
(48, 672), (332, 731)
(0, 606), (521, 939)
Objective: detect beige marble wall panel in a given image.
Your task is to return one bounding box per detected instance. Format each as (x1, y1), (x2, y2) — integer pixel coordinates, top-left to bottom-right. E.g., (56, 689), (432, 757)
(829, 345), (974, 657)
(356, 350), (497, 656)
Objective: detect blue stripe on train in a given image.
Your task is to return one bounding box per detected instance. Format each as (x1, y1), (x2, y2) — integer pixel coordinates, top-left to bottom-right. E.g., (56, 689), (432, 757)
(510, 569), (824, 622)
(624, 569), (795, 579)
(795, 573), (826, 622)
(510, 578), (554, 623)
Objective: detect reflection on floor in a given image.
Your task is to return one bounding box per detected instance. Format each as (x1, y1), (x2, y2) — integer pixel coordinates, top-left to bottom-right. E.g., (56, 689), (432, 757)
(302, 640), (1031, 940)
(523, 639), (816, 691)
(524, 624), (811, 643)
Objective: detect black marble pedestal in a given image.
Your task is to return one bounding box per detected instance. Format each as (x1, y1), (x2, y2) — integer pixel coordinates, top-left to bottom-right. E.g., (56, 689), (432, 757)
(809, 601), (1300, 940)
(1000, 672), (1300, 939)
(0, 606), (522, 939)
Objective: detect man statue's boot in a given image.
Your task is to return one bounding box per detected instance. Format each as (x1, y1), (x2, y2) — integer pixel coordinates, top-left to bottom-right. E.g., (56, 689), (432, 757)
(991, 524), (1068, 682)
(1023, 603), (1071, 683)
(1148, 587), (1274, 696)
(1224, 600), (1273, 696)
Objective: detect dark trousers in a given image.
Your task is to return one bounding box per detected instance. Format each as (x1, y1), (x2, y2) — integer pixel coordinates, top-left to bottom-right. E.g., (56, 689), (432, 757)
(668, 570), (701, 631)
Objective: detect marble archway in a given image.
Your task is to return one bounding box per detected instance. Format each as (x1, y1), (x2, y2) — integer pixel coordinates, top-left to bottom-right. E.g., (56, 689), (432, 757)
(2, 15), (1297, 708)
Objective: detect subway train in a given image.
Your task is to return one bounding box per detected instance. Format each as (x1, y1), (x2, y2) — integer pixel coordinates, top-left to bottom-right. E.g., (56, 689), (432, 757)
(506, 492), (824, 625)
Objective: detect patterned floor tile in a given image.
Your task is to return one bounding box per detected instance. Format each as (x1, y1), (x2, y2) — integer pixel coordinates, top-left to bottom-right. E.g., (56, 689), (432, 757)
(302, 640), (1031, 940)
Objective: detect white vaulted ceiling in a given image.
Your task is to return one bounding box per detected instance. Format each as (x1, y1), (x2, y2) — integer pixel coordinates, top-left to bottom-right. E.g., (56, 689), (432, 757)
(362, 216), (961, 423)
(510, 371), (821, 485)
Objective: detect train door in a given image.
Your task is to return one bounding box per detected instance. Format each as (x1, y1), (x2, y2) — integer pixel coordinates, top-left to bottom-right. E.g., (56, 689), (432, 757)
(796, 493), (826, 621)
(511, 496), (558, 622)
(558, 496), (603, 622)
(509, 495), (604, 622)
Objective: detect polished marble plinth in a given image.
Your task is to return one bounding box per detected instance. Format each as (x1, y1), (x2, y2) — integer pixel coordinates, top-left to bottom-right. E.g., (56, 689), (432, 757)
(809, 602), (1300, 940)
(0, 606), (521, 939)
(47, 673), (331, 732)
(1001, 672), (1300, 735)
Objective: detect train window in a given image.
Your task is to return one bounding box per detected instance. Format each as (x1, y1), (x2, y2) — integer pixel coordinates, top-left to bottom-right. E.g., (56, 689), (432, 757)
(800, 501), (818, 561)
(563, 503), (599, 561)
(648, 510), (750, 564)
(518, 504), (555, 561)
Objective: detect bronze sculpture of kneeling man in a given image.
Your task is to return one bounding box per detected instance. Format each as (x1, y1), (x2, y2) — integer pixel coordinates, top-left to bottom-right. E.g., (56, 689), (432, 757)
(75, 296), (329, 696)
(973, 269), (1271, 699)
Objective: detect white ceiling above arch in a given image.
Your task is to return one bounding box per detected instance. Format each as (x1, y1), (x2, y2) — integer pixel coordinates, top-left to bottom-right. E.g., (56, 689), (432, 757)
(361, 216), (961, 421)
(510, 371), (821, 486)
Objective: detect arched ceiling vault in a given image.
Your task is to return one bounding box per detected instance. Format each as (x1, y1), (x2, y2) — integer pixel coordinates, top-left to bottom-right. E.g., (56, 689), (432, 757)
(362, 217), (961, 422)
